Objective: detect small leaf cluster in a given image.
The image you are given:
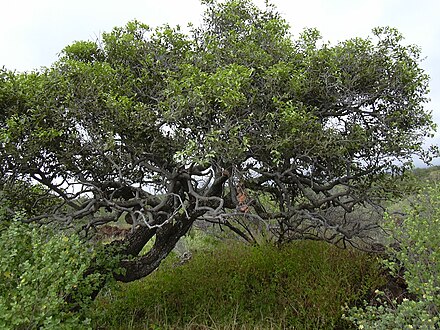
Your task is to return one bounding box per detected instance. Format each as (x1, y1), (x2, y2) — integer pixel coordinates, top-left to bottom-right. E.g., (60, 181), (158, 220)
(0, 214), (106, 329)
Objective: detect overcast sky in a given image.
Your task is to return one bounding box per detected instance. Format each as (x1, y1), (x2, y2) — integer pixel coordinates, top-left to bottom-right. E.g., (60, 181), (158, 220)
(1, 0), (440, 165)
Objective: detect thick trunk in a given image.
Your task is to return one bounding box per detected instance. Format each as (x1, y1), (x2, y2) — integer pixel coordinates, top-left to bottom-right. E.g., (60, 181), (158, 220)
(114, 214), (196, 282)
(72, 214), (195, 308)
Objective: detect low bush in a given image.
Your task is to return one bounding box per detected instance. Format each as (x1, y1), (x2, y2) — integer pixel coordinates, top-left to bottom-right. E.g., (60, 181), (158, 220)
(0, 215), (109, 329)
(91, 240), (384, 329)
(345, 184), (440, 329)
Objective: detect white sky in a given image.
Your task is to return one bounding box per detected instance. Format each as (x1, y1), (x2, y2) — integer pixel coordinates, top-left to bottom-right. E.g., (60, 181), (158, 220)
(1, 0), (440, 165)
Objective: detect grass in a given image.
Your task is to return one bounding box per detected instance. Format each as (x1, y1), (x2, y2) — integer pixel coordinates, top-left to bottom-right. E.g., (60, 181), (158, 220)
(89, 240), (385, 329)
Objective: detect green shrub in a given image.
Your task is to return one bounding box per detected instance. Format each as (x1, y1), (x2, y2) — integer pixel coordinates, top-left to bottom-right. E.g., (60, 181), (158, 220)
(91, 240), (383, 329)
(345, 184), (440, 329)
(0, 215), (106, 329)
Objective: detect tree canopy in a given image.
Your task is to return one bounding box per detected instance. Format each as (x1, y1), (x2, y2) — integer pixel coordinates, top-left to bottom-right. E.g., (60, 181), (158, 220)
(0, 0), (436, 282)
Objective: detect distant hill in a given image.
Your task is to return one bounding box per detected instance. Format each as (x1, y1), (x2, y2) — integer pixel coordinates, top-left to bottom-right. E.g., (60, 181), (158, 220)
(413, 166), (440, 183)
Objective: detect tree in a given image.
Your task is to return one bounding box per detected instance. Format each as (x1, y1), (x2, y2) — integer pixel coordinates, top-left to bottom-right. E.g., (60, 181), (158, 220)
(0, 0), (436, 283)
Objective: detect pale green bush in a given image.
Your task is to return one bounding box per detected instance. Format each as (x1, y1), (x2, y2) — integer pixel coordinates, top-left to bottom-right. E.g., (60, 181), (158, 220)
(0, 214), (105, 329)
(345, 184), (440, 329)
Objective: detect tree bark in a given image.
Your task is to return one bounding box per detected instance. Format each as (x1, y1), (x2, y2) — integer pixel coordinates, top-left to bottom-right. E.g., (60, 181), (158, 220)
(114, 213), (197, 282)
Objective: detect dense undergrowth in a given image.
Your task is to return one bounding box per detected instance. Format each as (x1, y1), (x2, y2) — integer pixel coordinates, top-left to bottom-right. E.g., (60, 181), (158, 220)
(90, 240), (384, 329)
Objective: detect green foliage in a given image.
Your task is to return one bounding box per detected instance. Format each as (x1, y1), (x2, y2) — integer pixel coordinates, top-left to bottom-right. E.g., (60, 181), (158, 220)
(62, 41), (105, 63)
(91, 240), (383, 329)
(0, 215), (112, 329)
(345, 184), (440, 329)
(1, 0), (434, 185)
